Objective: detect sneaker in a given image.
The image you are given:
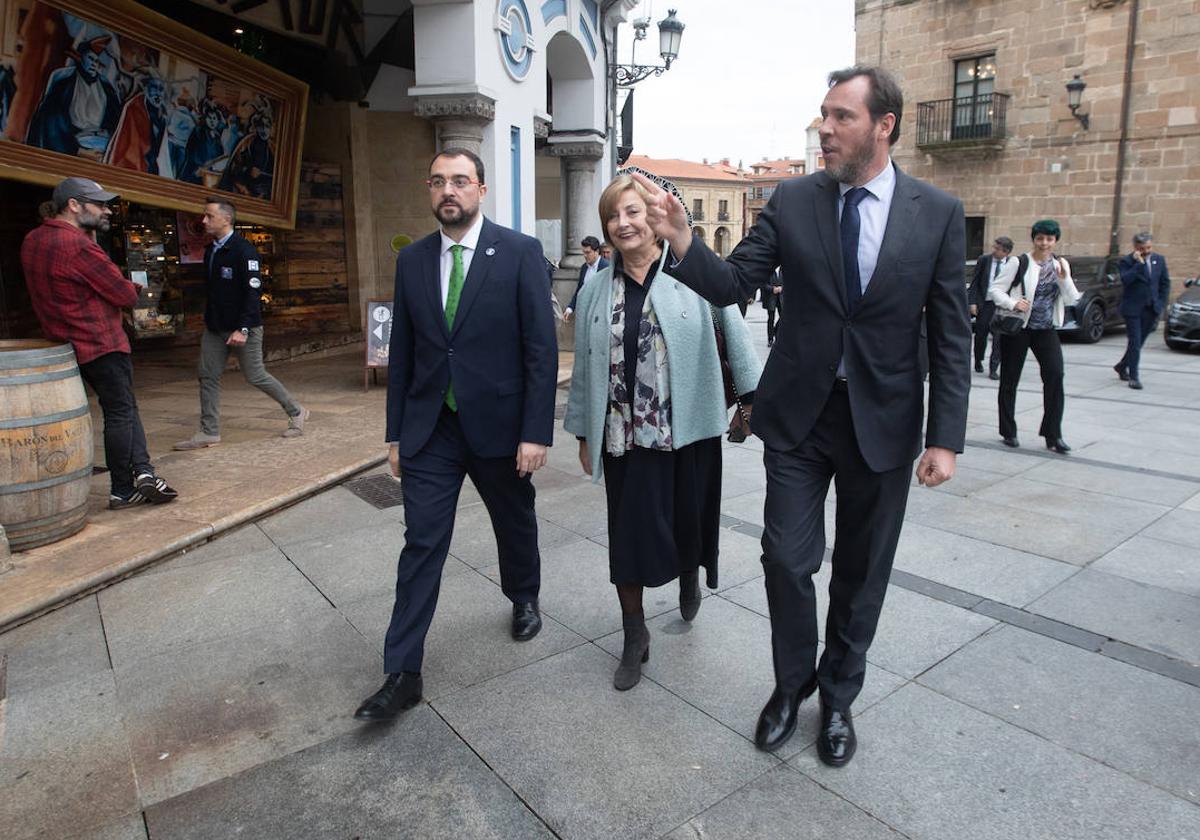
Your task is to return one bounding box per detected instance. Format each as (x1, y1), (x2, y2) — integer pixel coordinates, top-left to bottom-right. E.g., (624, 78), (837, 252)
(173, 432), (221, 450)
(282, 406), (310, 438)
(109, 490), (147, 510)
(135, 473), (179, 504)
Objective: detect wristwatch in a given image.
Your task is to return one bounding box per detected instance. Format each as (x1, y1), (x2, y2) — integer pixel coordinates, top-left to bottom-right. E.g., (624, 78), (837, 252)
(239, 327), (250, 336)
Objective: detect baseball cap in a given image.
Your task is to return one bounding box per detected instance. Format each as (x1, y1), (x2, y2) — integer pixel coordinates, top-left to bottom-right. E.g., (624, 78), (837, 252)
(52, 177), (119, 205)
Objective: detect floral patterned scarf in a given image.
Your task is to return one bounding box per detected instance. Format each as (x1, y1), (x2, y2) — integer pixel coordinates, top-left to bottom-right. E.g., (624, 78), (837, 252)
(606, 270), (672, 455)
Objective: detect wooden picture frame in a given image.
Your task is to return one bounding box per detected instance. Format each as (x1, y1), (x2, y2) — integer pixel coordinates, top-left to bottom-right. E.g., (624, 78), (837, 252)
(0, 0), (308, 229)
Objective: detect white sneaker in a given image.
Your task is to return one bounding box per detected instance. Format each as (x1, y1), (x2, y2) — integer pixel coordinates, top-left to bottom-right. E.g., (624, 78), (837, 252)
(283, 406), (310, 438)
(173, 432), (221, 450)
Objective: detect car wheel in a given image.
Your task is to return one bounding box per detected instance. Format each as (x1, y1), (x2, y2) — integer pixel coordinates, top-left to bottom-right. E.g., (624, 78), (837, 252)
(1079, 301), (1105, 343)
(1165, 334), (1187, 351)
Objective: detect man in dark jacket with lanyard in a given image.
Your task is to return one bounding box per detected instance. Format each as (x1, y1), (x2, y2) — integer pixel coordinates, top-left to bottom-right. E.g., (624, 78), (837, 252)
(967, 236), (1013, 380)
(174, 197), (307, 449)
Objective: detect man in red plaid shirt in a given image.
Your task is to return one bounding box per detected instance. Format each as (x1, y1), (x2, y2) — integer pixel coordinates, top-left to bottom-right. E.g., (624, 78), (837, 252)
(21, 177), (178, 509)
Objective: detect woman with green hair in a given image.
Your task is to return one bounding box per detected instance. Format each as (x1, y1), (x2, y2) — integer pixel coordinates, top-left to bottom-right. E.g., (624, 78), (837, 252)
(988, 219), (1082, 454)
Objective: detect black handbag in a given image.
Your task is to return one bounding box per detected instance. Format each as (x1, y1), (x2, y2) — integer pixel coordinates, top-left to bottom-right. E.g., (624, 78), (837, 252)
(992, 254), (1030, 336)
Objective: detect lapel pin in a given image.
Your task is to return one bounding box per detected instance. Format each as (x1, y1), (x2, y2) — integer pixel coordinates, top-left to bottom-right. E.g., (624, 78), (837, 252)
(485, 247), (496, 256)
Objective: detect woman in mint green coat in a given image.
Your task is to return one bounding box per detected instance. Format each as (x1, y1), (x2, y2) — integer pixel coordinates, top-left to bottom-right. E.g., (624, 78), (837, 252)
(564, 173), (762, 690)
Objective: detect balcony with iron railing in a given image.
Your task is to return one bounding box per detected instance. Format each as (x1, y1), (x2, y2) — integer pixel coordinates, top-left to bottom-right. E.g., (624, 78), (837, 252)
(916, 93), (1010, 156)
(717, 212), (730, 222)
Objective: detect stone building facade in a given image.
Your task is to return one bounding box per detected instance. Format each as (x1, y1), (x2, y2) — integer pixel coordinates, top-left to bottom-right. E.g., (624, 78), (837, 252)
(856, 0), (1200, 287)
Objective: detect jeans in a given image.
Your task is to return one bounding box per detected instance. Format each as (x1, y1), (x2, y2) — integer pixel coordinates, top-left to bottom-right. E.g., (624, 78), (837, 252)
(198, 327), (300, 436)
(78, 352), (153, 497)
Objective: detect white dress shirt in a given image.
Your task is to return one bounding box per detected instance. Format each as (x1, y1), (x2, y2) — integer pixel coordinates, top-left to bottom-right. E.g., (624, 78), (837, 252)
(837, 159), (896, 297)
(438, 214), (484, 308)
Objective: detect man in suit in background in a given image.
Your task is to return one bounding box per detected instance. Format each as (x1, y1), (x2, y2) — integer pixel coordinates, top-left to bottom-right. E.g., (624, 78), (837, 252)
(636, 65), (970, 766)
(761, 268), (785, 346)
(563, 235), (608, 322)
(1114, 232), (1171, 390)
(354, 148), (558, 722)
(968, 236), (1013, 380)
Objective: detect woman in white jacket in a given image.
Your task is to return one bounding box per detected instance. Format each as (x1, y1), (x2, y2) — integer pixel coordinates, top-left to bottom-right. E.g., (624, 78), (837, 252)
(988, 219), (1081, 454)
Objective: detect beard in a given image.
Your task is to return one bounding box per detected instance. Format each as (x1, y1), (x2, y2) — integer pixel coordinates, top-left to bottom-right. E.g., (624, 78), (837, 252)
(435, 200), (478, 229)
(78, 210), (110, 233)
(825, 135), (877, 185)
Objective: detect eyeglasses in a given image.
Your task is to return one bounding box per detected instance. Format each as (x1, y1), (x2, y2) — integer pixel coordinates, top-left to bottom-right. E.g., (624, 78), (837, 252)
(426, 176), (481, 191)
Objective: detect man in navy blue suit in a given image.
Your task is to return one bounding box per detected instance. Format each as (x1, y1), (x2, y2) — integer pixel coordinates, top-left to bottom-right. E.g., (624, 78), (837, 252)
(562, 235), (609, 322)
(1114, 232), (1171, 390)
(355, 148), (558, 721)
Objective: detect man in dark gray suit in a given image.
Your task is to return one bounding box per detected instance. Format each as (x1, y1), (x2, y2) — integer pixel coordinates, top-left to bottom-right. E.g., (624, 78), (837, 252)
(637, 65), (970, 766)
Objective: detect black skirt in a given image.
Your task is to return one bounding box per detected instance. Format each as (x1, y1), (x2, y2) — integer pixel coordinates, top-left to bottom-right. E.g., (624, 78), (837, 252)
(601, 436), (722, 589)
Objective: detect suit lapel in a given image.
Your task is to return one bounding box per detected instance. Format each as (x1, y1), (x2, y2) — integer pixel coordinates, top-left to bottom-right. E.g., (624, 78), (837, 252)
(448, 218), (498, 339)
(813, 171), (848, 313)
(862, 166), (919, 305)
(422, 235), (449, 342)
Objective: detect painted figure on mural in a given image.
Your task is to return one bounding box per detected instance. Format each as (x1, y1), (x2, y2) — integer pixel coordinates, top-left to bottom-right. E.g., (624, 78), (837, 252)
(158, 91), (199, 180)
(105, 71), (169, 174)
(26, 36), (122, 157)
(181, 99), (227, 185)
(0, 65), (16, 134)
(221, 105), (274, 199)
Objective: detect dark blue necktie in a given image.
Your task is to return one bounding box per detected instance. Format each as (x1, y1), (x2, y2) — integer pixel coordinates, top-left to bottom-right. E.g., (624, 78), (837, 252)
(840, 187), (869, 311)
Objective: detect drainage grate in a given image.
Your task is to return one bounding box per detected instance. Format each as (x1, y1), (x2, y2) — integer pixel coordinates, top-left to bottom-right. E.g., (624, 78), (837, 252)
(343, 473), (405, 509)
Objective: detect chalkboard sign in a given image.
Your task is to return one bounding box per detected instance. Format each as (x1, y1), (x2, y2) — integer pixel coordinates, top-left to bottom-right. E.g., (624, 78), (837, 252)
(363, 299), (393, 390)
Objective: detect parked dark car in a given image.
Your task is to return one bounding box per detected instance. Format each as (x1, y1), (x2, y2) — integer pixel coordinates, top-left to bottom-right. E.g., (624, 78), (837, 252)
(964, 255), (1124, 343)
(1058, 255), (1125, 343)
(1165, 278), (1200, 351)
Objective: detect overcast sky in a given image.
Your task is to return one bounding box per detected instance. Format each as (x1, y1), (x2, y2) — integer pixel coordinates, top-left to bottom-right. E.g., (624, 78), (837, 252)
(618, 0), (857, 165)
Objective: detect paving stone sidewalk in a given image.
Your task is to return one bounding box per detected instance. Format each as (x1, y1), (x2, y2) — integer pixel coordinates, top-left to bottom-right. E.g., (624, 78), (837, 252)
(2, 316), (1198, 839)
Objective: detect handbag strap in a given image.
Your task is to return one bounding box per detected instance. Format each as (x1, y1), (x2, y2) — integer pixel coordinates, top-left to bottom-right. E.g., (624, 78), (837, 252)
(707, 304), (750, 424)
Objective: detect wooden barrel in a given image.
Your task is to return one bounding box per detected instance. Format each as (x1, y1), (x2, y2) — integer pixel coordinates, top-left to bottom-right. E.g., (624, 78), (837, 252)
(0, 340), (94, 551)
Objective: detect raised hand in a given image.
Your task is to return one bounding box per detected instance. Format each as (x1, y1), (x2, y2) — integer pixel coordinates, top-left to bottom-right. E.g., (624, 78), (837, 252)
(630, 172), (693, 257)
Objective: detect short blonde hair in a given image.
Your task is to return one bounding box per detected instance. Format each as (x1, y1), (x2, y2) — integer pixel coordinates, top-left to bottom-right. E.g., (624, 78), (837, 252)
(597, 174), (655, 245)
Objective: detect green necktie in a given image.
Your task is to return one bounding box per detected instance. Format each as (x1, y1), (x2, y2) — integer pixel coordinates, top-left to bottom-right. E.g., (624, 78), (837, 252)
(444, 244), (465, 411)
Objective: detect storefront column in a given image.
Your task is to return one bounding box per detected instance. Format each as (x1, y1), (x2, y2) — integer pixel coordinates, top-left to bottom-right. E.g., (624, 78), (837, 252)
(548, 138), (605, 271)
(413, 92), (496, 156)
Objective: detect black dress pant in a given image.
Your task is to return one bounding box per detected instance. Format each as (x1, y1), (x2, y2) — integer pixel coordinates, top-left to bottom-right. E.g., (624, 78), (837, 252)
(383, 407), (540, 673)
(973, 302), (999, 372)
(998, 328), (1065, 441)
(1116, 309), (1158, 381)
(78, 351), (153, 497)
(760, 384), (912, 712)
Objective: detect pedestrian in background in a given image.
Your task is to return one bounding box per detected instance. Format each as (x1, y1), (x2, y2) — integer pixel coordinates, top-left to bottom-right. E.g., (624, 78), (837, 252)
(21, 177), (178, 509)
(563, 235), (609, 322)
(1113, 232), (1170, 390)
(968, 236), (1013, 380)
(760, 268), (784, 346)
(564, 173), (761, 691)
(174, 197), (308, 450)
(989, 219), (1081, 454)
(354, 148), (557, 722)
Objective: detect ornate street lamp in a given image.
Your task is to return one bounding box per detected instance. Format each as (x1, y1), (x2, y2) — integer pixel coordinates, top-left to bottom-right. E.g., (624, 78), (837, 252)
(1066, 74), (1089, 130)
(612, 8), (686, 87)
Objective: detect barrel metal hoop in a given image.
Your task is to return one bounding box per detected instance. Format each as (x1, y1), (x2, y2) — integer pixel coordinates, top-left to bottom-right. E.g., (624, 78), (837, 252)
(0, 466), (94, 495)
(0, 368), (81, 386)
(0, 404), (92, 430)
(0, 347), (77, 370)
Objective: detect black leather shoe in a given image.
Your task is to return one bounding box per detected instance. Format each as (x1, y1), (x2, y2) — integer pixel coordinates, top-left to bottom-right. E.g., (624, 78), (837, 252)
(817, 701), (857, 767)
(988, 370), (1000, 380)
(974, 361), (984, 373)
(1113, 363), (1129, 382)
(512, 601), (542, 641)
(1002, 436), (1019, 448)
(679, 571), (701, 622)
(1129, 379), (1143, 390)
(354, 672), (422, 721)
(1045, 437), (1071, 454)
(754, 677), (818, 752)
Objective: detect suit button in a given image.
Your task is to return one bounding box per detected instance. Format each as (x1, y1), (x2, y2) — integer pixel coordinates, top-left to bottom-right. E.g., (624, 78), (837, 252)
(447, 348), (454, 356)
